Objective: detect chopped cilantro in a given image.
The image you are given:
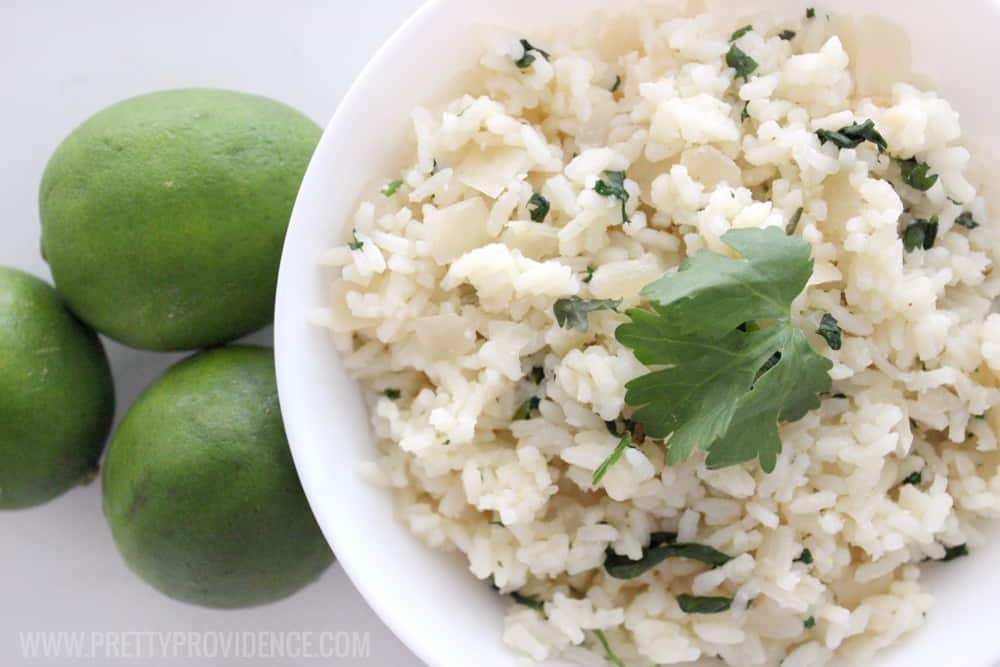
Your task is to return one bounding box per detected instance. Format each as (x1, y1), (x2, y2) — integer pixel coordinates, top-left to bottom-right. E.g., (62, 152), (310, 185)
(807, 7), (816, 18)
(955, 211), (979, 229)
(554, 297), (622, 333)
(779, 29), (797, 40)
(795, 548), (814, 564)
(383, 389), (401, 400)
(726, 44), (758, 82)
(513, 396), (541, 421)
(816, 119), (887, 152)
(898, 158), (938, 191)
(593, 630), (626, 667)
(348, 230), (364, 251)
(582, 265), (595, 284)
(616, 228), (833, 472)
(528, 193), (550, 222)
(786, 207), (804, 235)
(604, 532), (732, 579)
(817, 313), (842, 351)
(940, 544), (969, 562)
(901, 471), (922, 486)
(594, 171), (630, 223)
(730, 24), (753, 41)
(902, 216), (939, 252)
(677, 595), (733, 614)
(381, 179), (403, 196)
(804, 616), (816, 629)
(592, 433), (632, 485)
(511, 592), (545, 611)
(515, 38), (550, 69)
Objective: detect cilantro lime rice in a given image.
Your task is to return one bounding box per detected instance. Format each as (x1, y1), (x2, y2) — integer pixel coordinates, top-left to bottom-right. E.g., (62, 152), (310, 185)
(319, 7), (1000, 666)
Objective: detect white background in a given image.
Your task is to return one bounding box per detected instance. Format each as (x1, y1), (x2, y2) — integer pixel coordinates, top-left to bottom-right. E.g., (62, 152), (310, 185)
(0, 1), (425, 665)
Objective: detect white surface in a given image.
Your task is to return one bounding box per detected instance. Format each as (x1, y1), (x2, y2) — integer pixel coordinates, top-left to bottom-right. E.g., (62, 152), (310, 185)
(0, 1), (424, 665)
(275, 2), (1000, 667)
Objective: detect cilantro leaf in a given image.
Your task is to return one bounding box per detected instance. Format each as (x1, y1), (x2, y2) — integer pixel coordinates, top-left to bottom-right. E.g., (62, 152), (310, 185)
(806, 7), (816, 18)
(515, 39), (550, 69)
(940, 544), (969, 562)
(604, 532), (732, 579)
(554, 297), (622, 333)
(594, 171), (630, 223)
(616, 228), (833, 472)
(513, 396), (540, 421)
(511, 592), (545, 611)
(593, 433), (632, 485)
(816, 119), (887, 152)
(383, 388), (401, 400)
(381, 179), (403, 196)
(582, 265), (595, 284)
(730, 25), (753, 41)
(677, 595), (733, 614)
(348, 229), (364, 251)
(816, 313), (842, 351)
(804, 616), (816, 629)
(794, 548), (813, 564)
(726, 44), (758, 82)
(898, 158), (938, 191)
(901, 471), (922, 486)
(902, 216), (939, 252)
(528, 192), (550, 222)
(955, 211), (979, 229)
(779, 29), (797, 40)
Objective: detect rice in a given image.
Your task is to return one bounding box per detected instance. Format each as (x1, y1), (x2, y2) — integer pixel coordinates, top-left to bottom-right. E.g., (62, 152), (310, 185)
(320, 5), (1000, 666)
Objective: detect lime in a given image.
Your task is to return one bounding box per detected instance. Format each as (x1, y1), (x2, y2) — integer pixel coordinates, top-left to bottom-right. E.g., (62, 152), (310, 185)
(39, 89), (321, 351)
(0, 267), (115, 509)
(102, 345), (332, 608)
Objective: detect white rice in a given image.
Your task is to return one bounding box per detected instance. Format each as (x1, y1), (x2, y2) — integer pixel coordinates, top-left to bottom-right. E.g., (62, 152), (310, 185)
(321, 5), (1000, 666)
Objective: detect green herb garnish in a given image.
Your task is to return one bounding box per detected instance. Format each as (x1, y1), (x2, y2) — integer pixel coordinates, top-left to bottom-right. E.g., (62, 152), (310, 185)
(593, 433), (632, 485)
(730, 25), (753, 41)
(348, 230), (364, 251)
(902, 216), (939, 252)
(610, 75), (622, 93)
(594, 171), (630, 223)
(593, 630), (626, 667)
(779, 29), (797, 40)
(817, 313), (842, 351)
(582, 266), (595, 284)
(804, 616), (816, 629)
(726, 44), (758, 82)
(806, 7), (816, 18)
(955, 211), (979, 229)
(899, 158), (938, 191)
(511, 592), (545, 611)
(383, 389), (401, 400)
(616, 228), (833, 472)
(902, 471), (922, 486)
(528, 193), (550, 223)
(530, 366), (545, 384)
(555, 297), (622, 333)
(513, 396), (541, 421)
(794, 548), (814, 564)
(604, 532), (732, 579)
(677, 595), (733, 614)
(381, 179), (404, 196)
(515, 39), (550, 69)
(940, 544), (969, 562)
(816, 119), (887, 152)
(786, 207), (804, 235)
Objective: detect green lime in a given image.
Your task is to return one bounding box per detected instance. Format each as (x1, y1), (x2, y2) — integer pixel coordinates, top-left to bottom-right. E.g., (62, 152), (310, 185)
(39, 89), (321, 351)
(102, 345), (332, 608)
(0, 267), (115, 509)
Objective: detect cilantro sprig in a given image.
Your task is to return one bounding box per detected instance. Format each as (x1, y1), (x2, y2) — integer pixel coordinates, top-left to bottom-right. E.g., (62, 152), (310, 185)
(615, 228), (833, 472)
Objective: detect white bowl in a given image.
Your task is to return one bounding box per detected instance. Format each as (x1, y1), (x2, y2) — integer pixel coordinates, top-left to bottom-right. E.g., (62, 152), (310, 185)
(275, 1), (1000, 665)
